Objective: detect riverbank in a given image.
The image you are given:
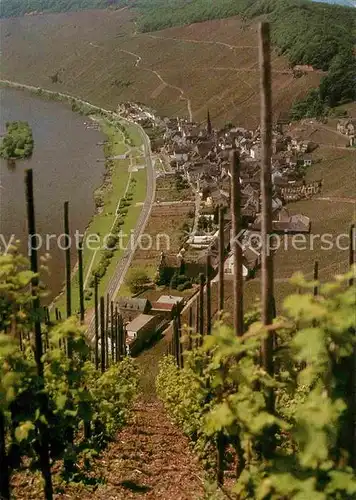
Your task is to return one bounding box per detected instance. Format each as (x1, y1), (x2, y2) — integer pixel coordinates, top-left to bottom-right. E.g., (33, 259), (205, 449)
(0, 80), (151, 313)
(55, 118), (147, 313)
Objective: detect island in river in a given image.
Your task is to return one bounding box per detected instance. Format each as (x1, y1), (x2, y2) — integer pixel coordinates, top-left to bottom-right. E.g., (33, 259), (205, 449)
(0, 120), (34, 159)
(0, 87), (106, 303)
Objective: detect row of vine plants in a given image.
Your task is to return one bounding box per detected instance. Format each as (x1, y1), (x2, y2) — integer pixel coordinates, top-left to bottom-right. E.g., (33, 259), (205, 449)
(157, 268), (356, 498)
(0, 250), (139, 499)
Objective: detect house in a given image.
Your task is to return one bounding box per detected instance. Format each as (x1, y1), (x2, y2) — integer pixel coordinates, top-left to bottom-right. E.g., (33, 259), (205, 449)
(195, 140), (215, 158)
(251, 213), (310, 233)
(224, 252), (249, 279)
(337, 119), (356, 136)
(125, 314), (164, 355)
(303, 155), (313, 167)
(151, 295), (185, 319)
(180, 123), (204, 141)
(150, 302), (176, 319)
(286, 155), (298, 168)
(299, 141), (311, 153)
(118, 297), (151, 322)
(173, 147), (189, 163)
(188, 234), (217, 248)
(293, 64), (315, 73)
(250, 144), (261, 160)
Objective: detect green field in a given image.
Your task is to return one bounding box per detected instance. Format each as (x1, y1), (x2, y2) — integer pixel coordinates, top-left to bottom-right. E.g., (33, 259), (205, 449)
(54, 118), (147, 314)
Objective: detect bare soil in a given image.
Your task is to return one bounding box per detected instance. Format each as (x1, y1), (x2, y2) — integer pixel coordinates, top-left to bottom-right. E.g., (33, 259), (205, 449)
(10, 398), (204, 500)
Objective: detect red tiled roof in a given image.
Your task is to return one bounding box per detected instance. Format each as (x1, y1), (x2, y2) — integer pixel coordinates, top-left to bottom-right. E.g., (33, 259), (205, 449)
(151, 302), (175, 311)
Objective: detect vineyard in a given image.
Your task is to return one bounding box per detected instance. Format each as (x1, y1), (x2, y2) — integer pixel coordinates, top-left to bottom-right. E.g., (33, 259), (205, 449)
(1, 21), (356, 500)
(0, 252), (139, 498)
(0, 169), (141, 499)
(158, 269), (356, 497)
(0, 8), (321, 128)
(130, 199), (195, 276)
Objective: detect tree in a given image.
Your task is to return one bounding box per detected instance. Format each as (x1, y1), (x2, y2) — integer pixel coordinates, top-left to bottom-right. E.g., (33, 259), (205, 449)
(320, 50), (356, 107)
(155, 265), (173, 286)
(290, 89), (326, 121)
(125, 269), (150, 294)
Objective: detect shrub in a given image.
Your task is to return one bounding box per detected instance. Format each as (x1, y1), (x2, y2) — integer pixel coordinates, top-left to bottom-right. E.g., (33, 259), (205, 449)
(125, 268), (150, 294)
(105, 235), (118, 249)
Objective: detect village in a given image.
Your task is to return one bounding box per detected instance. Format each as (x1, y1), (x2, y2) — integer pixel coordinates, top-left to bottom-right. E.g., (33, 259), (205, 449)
(116, 102), (355, 349)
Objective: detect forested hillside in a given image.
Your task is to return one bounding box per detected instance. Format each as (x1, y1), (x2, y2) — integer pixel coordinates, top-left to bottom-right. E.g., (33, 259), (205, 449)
(137, 0), (354, 70)
(0, 0), (128, 18)
(136, 0), (356, 117)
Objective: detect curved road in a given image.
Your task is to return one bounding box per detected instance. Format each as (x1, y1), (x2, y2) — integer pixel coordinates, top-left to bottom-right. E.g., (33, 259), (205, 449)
(86, 115), (156, 342)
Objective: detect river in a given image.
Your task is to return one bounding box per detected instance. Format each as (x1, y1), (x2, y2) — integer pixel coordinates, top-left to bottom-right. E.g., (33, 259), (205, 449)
(0, 87), (106, 303)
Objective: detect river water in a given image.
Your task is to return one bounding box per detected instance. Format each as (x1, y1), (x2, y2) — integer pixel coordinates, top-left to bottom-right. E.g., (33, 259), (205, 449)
(0, 87), (106, 303)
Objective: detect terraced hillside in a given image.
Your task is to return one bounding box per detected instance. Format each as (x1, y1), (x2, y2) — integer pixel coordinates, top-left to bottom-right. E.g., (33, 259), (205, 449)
(0, 9), (321, 127)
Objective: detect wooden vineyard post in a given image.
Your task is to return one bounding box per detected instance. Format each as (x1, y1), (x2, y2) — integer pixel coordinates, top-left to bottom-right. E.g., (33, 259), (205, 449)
(218, 207), (225, 313)
(311, 261), (319, 333)
(259, 21), (275, 457)
(118, 310), (122, 362)
(217, 433), (226, 487)
(100, 296), (105, 374)
(195, 295), (200, 348)
(78, 238), (85, 324)
(114, 305), (119, 363)
(105, 294), (109, 368)
(64, 202), (72, 317)
(173, 316), (180, 367)
(64, 201), (73, 359)
(313, 260), (319, 297)
(188, 306), (193, 351)
(349, 223), (355, 287)
(94, 276), (99, 370)
(0, 410), (10, 500)
(272, 295), (277, 349)
(118, 314), (125, 359)
(122, 316), (127, 357)
(55, 307), (61, 349)
(25, 169), (53, 500)
(43, 308), (49, 352)
(195, 295), (199, 333)
(230, 148), (245, 479)
(177, 308), (184, 368)
(230, 150), (244, 336)
(199, 273), (205, 346)
(26, 170), (45, 376)
(19, 328), (23, 352)
(111, 301), (115, 363)
(118, 313), (123, 360)
(206, 254), (212, 335)
(44, 306), (50, 325)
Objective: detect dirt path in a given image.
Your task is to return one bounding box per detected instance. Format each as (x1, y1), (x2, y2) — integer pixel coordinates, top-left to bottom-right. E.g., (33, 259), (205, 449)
(315, 196), (356, 204)
(144, 33), (257, 51)
(117, 48), (193, 121)
(72, 399), (204, 500)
